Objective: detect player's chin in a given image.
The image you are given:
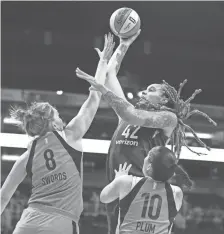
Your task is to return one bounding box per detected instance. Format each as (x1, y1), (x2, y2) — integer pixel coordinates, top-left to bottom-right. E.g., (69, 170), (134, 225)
(135, 99), (148, 110)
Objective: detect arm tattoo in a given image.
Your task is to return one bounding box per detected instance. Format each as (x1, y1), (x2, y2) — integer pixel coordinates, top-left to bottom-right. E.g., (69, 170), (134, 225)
(103, 90), (177, 129)
(143, 113), (176, 129)
(103, 90), (133, 117)
(115, 44), (129, 74)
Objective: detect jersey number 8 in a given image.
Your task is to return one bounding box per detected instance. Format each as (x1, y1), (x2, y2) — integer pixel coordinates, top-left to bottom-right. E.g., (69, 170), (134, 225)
(44, 149), (57, 171)
(121, 125), (140, 139)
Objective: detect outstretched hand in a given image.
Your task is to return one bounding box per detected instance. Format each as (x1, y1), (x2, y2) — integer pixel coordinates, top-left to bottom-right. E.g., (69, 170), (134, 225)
(114, 162), (132, 178)
(119, 29), (141, 47)
(76, 68), (105, 93)
(95, 32), (115, 62)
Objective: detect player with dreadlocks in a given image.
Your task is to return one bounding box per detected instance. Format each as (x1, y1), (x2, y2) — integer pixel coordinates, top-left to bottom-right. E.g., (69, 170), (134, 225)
(140, 79), (217, 159)
(76, 31), (216, 234)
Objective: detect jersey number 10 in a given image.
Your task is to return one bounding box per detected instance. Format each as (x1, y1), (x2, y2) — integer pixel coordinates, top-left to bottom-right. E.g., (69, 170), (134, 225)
(141, 193), (162, 220)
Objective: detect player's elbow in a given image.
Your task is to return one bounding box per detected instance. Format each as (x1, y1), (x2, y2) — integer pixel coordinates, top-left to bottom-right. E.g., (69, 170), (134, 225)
(100, 192), (109, 204)
(163, 113), (178, 129)
(144, 111), (178, 129)
(100, 189), (116, 204)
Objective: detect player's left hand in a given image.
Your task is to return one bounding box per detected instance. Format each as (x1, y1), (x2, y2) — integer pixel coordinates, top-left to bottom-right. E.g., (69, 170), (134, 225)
(75, 68), (106, 93)
(95, 32), (115, 63)
(114, 162), (132, 178)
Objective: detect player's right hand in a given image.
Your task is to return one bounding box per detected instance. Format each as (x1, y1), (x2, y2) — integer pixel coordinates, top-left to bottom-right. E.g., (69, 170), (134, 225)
(94, 32), (115, 63)
(119, 29), (141, 47)
(114, 162), (132, 178)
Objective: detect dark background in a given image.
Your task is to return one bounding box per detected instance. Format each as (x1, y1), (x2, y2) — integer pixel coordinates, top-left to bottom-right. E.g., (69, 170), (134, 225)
(2, 1), (224, 105)
(1, 2), (224, 234)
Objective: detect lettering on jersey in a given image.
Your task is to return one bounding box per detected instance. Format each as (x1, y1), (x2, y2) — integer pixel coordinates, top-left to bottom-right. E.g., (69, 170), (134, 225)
(141, 193), (162, 220)
(122, 125), (140, 139)
(116, 139), (139, 146)
(136, 221), (156, 233)
(116, 125), (140, 146)
(42, 172), (67, 186)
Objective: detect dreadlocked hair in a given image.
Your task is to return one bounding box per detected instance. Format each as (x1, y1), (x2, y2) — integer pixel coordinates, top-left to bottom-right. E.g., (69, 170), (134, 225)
(142, 80), (217, 160)
(173, 164), (193, 190)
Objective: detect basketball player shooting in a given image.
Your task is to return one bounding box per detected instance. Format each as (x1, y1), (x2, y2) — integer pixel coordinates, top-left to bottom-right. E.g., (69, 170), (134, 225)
(76, 32), (217, 234)
(0, 34), (115, 234)
(100, 146), (192, 234)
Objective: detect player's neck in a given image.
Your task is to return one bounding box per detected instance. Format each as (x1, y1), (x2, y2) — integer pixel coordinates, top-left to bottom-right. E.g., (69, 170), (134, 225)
(146, 176), (164, 183)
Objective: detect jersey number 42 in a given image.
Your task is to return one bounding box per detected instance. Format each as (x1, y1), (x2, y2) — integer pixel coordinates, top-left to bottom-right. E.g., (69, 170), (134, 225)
(121, 125), (140, 139)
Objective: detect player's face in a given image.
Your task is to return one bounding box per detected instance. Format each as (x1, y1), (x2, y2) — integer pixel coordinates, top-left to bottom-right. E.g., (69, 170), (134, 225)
(139, 84), (168, 106)
(142, 155), (152, 177)
(52, 109), (64, 131)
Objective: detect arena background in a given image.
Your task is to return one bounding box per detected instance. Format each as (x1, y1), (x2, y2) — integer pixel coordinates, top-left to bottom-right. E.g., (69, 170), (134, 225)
(1, 1), (224, 234)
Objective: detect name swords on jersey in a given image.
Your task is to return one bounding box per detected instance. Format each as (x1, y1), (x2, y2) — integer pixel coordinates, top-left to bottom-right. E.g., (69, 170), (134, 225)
(31, 171), (68, 188)
(41, 172), (67, 186)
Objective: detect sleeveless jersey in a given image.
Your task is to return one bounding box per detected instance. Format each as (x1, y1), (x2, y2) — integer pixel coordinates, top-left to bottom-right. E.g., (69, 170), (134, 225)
(26, 131), (83, 222)
(119, 177), (182, 234)
(107, 121), (168, 181)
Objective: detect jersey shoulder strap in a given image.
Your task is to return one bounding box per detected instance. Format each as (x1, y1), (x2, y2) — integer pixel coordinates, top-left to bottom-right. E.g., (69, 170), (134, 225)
(165, 182), (178, 223)
(26, 139), (38, 178)
(120, 177), (147, 225)
(53, 131), (82, 174)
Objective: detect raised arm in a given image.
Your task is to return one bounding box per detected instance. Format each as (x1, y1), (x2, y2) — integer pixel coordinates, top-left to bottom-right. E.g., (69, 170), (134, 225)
(100, 163), (132, 203)
(108, 29), (141, 76)
(101, 88), (177, 130)
(1, 151), (28, 214)
(104, 42), (128, 124)
(74, 73), (177, 131)
(102, 31), (141, 123)
(105, 43), (128, 101)
(65, 35), (114, 141)
(100, 177), (121, 203)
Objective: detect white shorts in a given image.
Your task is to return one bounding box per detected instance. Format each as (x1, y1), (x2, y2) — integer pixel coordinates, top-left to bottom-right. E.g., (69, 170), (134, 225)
(13, 207), (77, 234)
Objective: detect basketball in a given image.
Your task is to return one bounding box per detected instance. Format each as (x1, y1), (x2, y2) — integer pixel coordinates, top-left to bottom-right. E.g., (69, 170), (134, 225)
(110, 7), (141, 38)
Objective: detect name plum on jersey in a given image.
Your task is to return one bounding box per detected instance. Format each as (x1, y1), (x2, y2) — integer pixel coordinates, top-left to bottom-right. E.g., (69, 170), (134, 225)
(136, 221), (156, 233)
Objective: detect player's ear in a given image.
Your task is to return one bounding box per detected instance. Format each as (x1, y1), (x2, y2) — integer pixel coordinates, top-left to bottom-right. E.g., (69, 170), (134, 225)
(146, 163), (152, 175)
(51, 121), (58, 131)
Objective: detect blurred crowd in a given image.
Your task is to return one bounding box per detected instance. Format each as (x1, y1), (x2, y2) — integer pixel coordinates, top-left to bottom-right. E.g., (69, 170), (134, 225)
(1, 191), (27, 234)
(174, 198), (224, 234)
(1, 188), (224, 234)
